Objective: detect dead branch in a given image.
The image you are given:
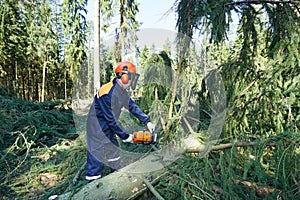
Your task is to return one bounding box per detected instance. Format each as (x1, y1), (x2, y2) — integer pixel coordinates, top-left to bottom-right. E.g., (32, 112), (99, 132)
(186, 141), (277, 153)
(143, 178), (165, 200)
(128, 172), (168, 200)
(183, 117), (196, 134)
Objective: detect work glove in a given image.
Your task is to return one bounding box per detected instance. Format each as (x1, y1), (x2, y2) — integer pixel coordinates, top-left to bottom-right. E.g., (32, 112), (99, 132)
(122, 134), (133, 143)
(147, 122), (156, 133)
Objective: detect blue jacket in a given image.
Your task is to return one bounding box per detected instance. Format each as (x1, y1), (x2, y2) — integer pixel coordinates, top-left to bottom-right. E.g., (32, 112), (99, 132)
(87, 78), (150, 148)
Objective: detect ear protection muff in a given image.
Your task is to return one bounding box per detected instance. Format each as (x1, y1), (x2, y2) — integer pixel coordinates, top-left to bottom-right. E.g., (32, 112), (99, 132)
(121, 72), (129, 84)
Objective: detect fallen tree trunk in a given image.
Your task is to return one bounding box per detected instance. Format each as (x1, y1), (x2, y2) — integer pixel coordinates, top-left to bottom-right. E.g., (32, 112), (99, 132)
(58, 152), (169, 200)
(58, 137), (280, 199)
(57, 135), (204, 200)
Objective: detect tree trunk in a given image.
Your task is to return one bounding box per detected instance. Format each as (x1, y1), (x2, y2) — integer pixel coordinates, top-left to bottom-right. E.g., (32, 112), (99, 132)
(57, 135), (205, 200)
(28, 69), (31, 100)
(58, 153), (168, 200)
(87, 47), (91, 98)
(64, 70), (67, 100)
(57, 133), (282, 200)
(14, 61), (18, 98)
(94, 0), (100, 93)
(41, 60), (46, 102)
(119, 0), (126, 61)
(22, 75), (25, 100)
(168, 0), (192, 119)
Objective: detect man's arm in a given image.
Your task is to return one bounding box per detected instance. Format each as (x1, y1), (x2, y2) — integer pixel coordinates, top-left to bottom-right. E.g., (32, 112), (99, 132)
(96, 95), (130, 140)
(128, 98), (150, 125)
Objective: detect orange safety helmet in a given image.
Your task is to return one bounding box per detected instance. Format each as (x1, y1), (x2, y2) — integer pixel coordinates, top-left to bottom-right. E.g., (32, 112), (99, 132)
(115, 61), (136, 84)
(115, 61), (140, 90)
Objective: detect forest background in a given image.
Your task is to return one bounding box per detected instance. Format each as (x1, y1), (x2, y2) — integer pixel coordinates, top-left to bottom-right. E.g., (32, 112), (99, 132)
(0, 0), (299, 199)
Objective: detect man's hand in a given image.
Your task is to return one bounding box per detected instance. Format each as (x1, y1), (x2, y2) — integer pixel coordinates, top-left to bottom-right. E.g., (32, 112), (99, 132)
(147, 122), (156, 133)
(122, 134), (133, 143)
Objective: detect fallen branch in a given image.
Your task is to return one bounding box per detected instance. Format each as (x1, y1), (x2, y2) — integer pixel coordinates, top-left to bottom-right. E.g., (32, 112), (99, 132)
(143, 178), (165, 200)
(63, 161), (87, 193)
(183, 117), (196, 134)
(1, 129), (34, 184)
(211, 141), (277, 150)
(128, 172), (168, 200)
(73, 161), (87, 185)
(186, 141), (277, 153)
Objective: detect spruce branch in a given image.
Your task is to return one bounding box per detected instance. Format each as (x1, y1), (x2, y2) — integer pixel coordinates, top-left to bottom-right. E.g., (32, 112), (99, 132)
(224, 0), (300, 6)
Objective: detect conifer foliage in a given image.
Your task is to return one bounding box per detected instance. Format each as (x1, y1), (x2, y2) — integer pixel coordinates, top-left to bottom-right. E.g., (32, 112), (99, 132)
(0, 0), (88, 102)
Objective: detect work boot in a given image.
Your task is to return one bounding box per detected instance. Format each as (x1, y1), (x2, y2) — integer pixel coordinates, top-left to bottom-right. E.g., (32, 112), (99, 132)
(86, 175), (101, 183)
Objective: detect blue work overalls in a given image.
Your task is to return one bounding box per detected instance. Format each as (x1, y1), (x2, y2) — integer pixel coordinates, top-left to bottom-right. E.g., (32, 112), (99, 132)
(85, 78), (150, 180)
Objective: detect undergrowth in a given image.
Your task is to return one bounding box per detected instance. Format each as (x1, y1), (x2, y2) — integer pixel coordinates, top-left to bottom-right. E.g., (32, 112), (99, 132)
(155, 132), (300, 199)
(0, 94), (83, 199)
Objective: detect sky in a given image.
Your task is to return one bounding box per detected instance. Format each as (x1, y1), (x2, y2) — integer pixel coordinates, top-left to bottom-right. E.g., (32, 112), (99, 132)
(86, 0), (177, 33)
(135, 0), (177, 31)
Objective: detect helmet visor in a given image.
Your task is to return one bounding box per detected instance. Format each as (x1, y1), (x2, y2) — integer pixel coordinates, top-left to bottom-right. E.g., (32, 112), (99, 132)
(129, 72), (140, 90)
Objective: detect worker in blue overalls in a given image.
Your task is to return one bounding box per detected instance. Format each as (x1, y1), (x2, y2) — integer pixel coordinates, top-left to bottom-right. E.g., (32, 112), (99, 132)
(85, 61), (156, 182)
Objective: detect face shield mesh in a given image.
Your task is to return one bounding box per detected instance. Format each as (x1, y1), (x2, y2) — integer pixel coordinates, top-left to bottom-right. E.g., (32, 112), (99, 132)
(129, 72), (140, 90)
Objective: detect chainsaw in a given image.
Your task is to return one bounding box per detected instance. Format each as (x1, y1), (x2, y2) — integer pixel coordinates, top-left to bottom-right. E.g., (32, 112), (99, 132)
(132, 130), (157, 144)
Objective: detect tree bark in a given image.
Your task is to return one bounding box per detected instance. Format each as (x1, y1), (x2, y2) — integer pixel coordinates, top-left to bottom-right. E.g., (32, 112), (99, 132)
(94, 0), (100, 93)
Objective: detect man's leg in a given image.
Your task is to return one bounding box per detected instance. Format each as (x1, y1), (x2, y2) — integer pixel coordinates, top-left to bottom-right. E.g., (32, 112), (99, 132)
(85, 150), (104, 181)
(105, 138), (122, 173)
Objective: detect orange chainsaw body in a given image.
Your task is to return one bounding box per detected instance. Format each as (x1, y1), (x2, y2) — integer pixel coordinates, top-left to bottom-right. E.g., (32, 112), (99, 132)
(133, 131), (157, 144)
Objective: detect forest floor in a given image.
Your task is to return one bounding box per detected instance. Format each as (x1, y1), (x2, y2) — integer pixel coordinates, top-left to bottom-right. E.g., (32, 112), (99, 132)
(1, 94), (299, 199)
(0, 94), (159, 199)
